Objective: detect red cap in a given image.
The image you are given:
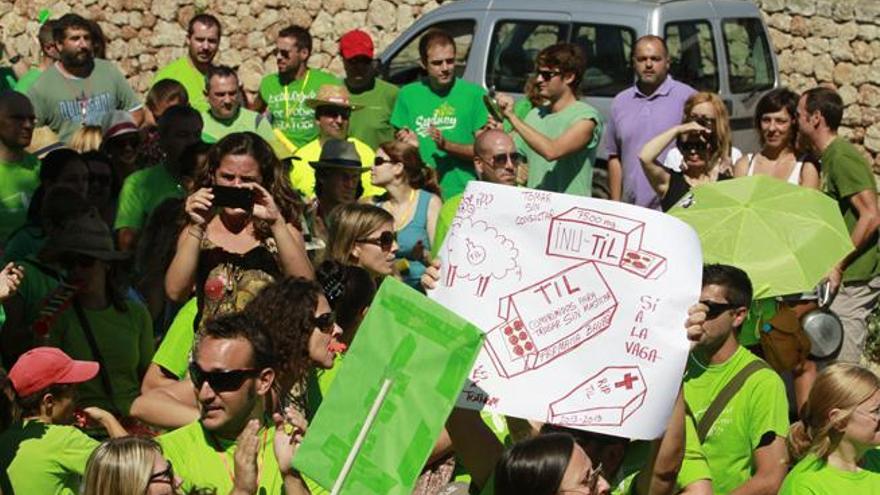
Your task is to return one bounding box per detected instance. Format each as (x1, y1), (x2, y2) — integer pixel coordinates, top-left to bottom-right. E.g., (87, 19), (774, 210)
(8, 347), (99, 397)
(339, 30), (374, 60)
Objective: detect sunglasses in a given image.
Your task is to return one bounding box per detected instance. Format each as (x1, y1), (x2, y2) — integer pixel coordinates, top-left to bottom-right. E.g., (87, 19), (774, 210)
(535, 69), (562, 81)
(700, 300), (740, 320)
(676, 137), (711, 156)
(189, 363), (259, 392)
(275, 48), (301, 58)
(316, 106), (351, 120)
(314, 311), (337, 334)
(374, 156), (394, 167)
(356, 230), (396, 252)
(482, 152), (526, 168)
(148, 460), (175, 485)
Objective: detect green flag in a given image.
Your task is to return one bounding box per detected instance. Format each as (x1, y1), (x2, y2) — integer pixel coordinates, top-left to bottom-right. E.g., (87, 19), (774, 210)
(292, 278), (484, 494)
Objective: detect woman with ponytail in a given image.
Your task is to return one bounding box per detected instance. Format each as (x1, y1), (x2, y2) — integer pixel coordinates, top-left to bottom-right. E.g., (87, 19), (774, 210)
(368, 140), (442, 290)
(781, 363), (880, 494)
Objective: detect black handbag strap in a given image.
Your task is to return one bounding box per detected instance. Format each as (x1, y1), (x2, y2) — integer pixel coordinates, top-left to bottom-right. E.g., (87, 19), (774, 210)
(695, 359), (769, 443)
(72, 300), (121, 415)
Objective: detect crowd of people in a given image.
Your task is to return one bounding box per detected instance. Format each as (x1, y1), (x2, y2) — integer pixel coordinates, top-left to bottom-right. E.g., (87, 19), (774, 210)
(0, 10), (878, 495)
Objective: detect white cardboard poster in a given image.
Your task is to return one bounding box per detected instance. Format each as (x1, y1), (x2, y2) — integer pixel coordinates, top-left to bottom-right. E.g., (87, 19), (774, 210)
(430, 182), (703, 440)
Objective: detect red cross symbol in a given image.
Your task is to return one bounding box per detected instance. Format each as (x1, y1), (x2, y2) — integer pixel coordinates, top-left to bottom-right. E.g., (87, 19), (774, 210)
(614, 373), (639, 390)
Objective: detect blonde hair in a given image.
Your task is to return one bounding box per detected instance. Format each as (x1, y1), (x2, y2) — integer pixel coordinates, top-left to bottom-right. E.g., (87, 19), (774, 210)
(326, 203), (394, 266)
(68, 125), (104, 153)
(789, 363), (880, 461)
(682, 92), (731, 169)
(82, 437), (162, 495)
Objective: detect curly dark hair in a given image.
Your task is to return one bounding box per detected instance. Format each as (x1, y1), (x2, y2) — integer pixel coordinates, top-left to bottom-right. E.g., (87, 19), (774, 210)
(243, 277), (320, 387)
(198, 132), (304, 238)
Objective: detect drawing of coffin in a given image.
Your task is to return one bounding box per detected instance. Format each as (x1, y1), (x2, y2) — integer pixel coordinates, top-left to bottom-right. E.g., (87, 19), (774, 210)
(546, 207), (644, 263)
(484, 262), (617, 378)
(547, 366), (647, 427)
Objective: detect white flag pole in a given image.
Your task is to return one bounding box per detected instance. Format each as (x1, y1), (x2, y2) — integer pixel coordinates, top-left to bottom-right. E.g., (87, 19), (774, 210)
(330, 377), (394, 495)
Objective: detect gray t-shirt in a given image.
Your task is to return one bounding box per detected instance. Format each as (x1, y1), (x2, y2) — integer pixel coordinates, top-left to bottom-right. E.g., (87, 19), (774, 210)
(28, 60), (141, 143)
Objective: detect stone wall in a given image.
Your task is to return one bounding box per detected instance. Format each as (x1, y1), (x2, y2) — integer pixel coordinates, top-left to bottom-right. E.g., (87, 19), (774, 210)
(757, 0), (880, 169)
(1, 0), (879, 166)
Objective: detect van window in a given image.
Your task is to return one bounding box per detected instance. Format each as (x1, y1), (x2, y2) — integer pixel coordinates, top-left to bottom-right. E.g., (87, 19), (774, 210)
(664, 20), (718, 92)
(486, 21), (570, 93)
(382, 20), (476, 86)
(722, 18), (774, 94)
(572, 23), (635, 97)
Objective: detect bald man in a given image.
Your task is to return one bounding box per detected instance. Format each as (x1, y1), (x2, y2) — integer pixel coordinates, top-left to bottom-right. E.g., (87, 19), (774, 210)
(0, 91), (39, 243)
(432, 129), (526, 253)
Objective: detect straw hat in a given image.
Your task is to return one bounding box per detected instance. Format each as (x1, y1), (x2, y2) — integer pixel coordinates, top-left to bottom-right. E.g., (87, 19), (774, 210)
(305, 84), (361, 110)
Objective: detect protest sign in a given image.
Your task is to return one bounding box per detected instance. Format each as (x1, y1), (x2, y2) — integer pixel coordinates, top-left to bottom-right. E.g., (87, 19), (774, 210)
(292, 278), (484, 494)
(430, 182), (702, 440)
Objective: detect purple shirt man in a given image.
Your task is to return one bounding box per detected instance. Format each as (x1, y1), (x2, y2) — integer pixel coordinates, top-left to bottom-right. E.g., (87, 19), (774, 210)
(606, 36), (695, 209)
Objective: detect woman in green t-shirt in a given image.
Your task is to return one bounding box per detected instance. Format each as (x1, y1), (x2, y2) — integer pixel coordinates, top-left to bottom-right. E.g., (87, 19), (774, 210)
(781, 363), (880, 494)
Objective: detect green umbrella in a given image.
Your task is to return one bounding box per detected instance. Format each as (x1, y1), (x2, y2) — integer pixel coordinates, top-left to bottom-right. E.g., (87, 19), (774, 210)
(668, 175), (854, 298)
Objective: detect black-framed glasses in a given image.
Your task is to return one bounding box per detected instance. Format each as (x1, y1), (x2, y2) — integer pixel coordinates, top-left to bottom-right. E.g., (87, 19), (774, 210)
(374, 156), (394, 167)
(316, 106), (352, 120)
(148, 460), (175, 485)
(677, 137), (711, 156)
(700, 300), (740, 320)
(314, 311), (337, 334)
(482, 152), (526, 168)
(356, 230), (396, 252)
(535, 69), (562, 81)
(189, 363), (260, 392)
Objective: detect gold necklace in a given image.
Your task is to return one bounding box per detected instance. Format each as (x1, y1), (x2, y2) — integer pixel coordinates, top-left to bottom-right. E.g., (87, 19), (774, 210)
(387, 189), (417, 230)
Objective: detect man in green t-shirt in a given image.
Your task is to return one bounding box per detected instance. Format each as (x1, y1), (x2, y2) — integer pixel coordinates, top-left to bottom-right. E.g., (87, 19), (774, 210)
(27, 14), (143, 143)
(255, 25), (342, 152)
(157, 312), (309, 495)
(115, 105), (202, 251)
(13, 21), (58, 95)
(201, 66), (285, 156)
(683, 264), (789, 495)
(151, 13), (221, 113)
(496, 43), (603, 197)
(339, 29), (398, 150)
(0, 91), (40, 245)
(391, 29), (488, 200)
(797, 86), (880, 364)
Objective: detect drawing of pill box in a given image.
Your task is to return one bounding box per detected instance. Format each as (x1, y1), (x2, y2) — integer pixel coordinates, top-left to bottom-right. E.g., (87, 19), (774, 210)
(546, 207), (645, 264)
(547, 366), (647, 427)
(484, 262), (617, 378)
(619, 249), (667, 280)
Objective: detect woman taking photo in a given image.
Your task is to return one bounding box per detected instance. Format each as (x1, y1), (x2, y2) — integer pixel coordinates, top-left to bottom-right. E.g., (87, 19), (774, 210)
(165, 132), (313, 328)
(369, 141), (442, 290)
(733, 87), (819, 188)
(639, 92), (736, 211)
(326, 203), (399, 280)
(781, 363), (880, 494)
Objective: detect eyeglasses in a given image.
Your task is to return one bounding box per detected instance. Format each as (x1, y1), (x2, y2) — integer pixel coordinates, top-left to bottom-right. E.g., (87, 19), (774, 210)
(148, 460), (175, 485)
(316, 106), (352, 120)
(535, 69), (562, 81)
(314, 311), (337, 334)
(699, 300), (740, 320)
(481, 152), (526, 168)
(356, 230), (396, 252)
(188, 363), (260, 393)
(559, 462), (603, 494)
(374, 156), (394, 167)
(275, 48), (299, 59)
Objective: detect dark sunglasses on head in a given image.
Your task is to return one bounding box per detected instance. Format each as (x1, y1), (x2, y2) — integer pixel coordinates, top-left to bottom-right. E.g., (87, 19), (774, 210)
(700, 300), (740, 320)
(356, 230), (396, 252)
(189, 363), (259, 392)
(535, 69), (562, 81)
(483, 152), (526, 168)
(149, 460), (175, 485)
(316, 106), (352, 119)
(314, 311), (337, 334)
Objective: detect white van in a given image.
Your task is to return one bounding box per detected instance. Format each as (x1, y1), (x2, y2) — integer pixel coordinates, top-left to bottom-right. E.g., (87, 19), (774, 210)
(379, 0), (779, 196)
